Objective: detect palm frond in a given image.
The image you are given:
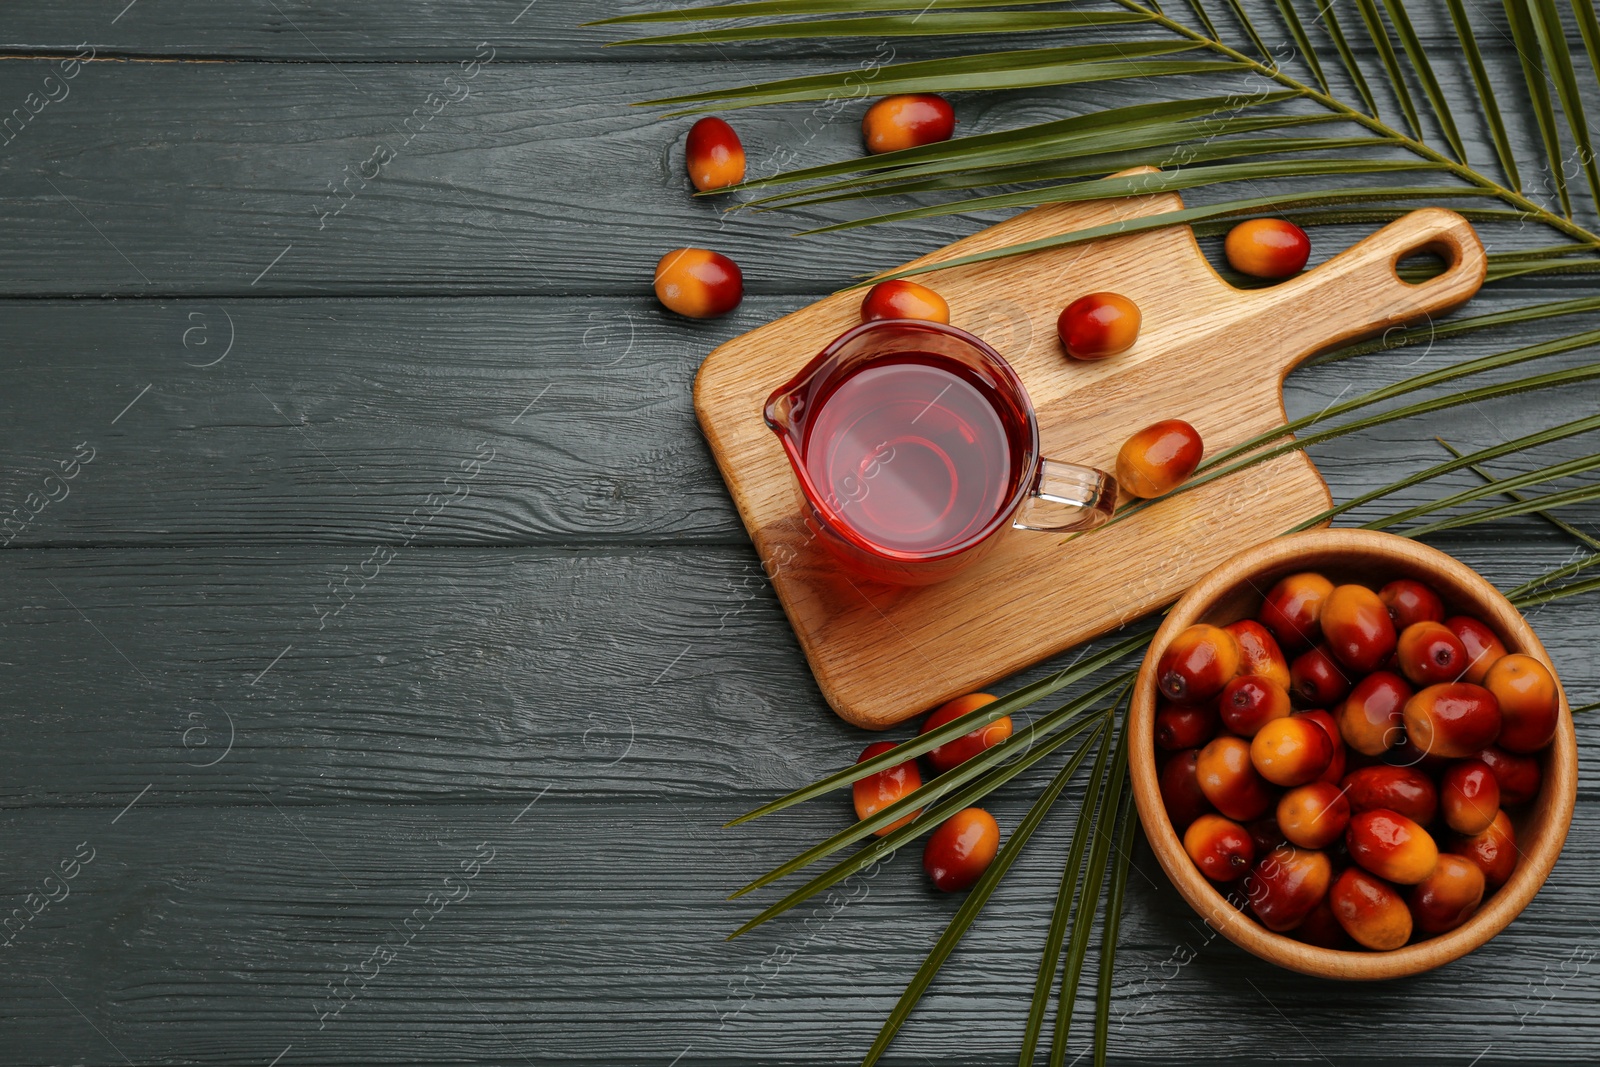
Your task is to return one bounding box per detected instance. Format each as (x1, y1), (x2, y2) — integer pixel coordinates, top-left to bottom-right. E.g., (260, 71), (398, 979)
(589, 0), (1086, 25)
(1528, 0), (1600, 212)
(1312, 0), (1381, 116)
(1444, 0), (1520, 187)
(1377, 0), (1467, 161)
(612, 9), (1152, 45)
(796, 157), (1438, 231)
(1437, 437), (1600, 551)
(1502, 0), (1573, 217)
(859, 714), (1112, 1067)
(755, 132), (1380, 210)
(1350, 0), (1423, 141)
(640, 42), (1218, 111)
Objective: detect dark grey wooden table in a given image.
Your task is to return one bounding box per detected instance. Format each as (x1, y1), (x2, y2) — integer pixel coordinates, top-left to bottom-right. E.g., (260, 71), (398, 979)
(2, 3), (1597, 1065)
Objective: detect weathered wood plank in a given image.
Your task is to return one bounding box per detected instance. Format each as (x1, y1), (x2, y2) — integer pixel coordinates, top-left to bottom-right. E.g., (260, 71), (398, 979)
(0, 542), (1593, 805)
(1, 287), (1598, 548)
(0, 56), (1588, 298)
(1, 795), (1598, 1065)
(0, 0), (1585, 60)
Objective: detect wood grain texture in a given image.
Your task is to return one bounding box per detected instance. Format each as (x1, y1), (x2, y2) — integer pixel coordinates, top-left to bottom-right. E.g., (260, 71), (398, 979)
(2, 796), (1600, 1067)
(0, 0), (1585, 59)
(697, 196), (1484, 727)
(0, 541), (1593, 807)
(0, 53), (1587, 298)
(0, 289), (1597, 549)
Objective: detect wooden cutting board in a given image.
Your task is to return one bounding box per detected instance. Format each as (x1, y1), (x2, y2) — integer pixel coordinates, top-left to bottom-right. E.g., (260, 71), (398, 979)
(694, 184), (1486, 729)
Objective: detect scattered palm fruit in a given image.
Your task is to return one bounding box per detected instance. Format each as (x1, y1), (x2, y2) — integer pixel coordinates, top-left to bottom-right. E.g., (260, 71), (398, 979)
(923, 807), (999, 891)
(862, 93), (955, 154)
(684, 116), (745, 192)
(852, 741), (922, 835)
(654, 247), (743, 318)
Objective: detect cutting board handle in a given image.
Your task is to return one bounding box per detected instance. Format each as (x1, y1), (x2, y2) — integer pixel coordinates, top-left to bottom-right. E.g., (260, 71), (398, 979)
(1257, 207), (1487, 373)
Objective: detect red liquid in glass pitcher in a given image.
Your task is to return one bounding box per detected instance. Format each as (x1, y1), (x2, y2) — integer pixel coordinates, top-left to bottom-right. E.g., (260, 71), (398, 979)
(800, 353), (1031, 555)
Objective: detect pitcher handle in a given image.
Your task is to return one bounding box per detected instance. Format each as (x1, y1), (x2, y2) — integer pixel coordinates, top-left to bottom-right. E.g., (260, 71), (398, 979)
(1012, 459), (1117, 533)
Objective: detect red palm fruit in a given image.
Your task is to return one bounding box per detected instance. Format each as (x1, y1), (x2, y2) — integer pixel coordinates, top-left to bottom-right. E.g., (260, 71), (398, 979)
(1155, 700), (1219, 751)
(1440, 759), (1500, 835)
(920, 692), (1011, 773)
(654, 247), (743, 319)
(1294, 896), (1350, 949)
(1484, 654), (1560, 753)
(1445, 616), (1507, 685)
(1224, 619), (1291, 689)
(1184, 813), (1256, 882)
(684, 116), (746, 192)
(1403, 682), (1503, 760)
(1224, 218), (1310, 279)
(1259, 572), (1335, 651)
(860, 279), (950, 324)
(1448, 809), (1516, 890)
(1244, 845), (1333, 932)
(1277, 780), (1350, 849)
(1299, 708), (1347, 784)
(1395, 620), (1469, 687)
(862, 93), (955, 154)
(1218, 674), (1291, 737)
(1058, 292), (1141, 361)
(1251, 716), (1333, 787)
(1159, 749), (1212, 833)
(1409, 853), (1486, 935)
(922, 807), (999, 892)
(1321, 584), (1398, 673)
(1116, 419), (1202, 498)
(1196, 736), (1276, 821)
(1246, 817), (1287, 856)
(1378, 578), (1446, 630)
(1156, 624), (1240, 704)
(1288, 644), (1352, 708)
(1342, 764), (1438, 825)
(1336, 671), (1412, 756)
(852, 741), (922, 835)
(1347, 809), (1439, 885)
(1330, 867), (1413, 950)
(1478, 745), (1542, 806)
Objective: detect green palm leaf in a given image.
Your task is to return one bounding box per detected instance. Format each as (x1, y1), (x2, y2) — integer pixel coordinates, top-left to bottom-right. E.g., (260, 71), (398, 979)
(1351, 0), (1423, 141)
(612, 9), (1151, 45)
(846, 189), (1483, 285)
(759, 133), (1383, 211)
(639, 42), (1217, 111)
(726, 91), (1305, 193)
(1271, 0), (1328, 92)
(1503, 0), (1573, 217)
(801, 159), (1448, 233)
(1313, 0), (1381, 116)
(1528, 0), (1600, 212)
(1444, 0), (1520, 187)
(589, 0), (1088, 24)
(859, 717), (1111, 1067)
(1378, 0), (1467, 161)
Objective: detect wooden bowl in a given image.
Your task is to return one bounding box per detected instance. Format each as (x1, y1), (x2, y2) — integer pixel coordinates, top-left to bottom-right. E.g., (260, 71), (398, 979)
(1129, 529), (1577, 979)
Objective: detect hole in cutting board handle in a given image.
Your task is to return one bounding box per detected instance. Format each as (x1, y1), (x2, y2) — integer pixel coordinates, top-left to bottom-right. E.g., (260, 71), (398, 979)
(1396, 238), (1463, 288)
